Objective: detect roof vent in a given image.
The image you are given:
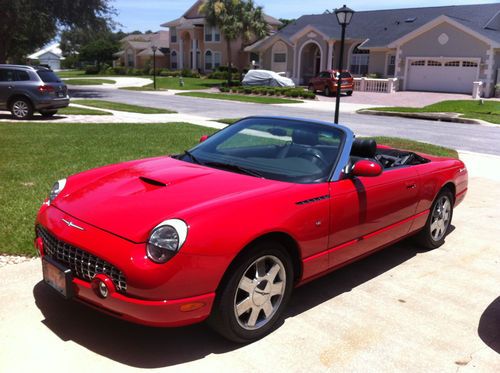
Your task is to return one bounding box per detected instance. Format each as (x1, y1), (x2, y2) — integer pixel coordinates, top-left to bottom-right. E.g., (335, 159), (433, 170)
(405, 17), (417, 23)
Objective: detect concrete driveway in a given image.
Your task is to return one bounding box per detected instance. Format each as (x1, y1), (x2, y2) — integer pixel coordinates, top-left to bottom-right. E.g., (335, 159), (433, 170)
(0, 151), (499, 372)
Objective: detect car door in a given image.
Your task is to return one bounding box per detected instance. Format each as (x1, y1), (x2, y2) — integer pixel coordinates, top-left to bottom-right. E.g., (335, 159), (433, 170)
(327, 167), (420, 268)
(0, 68), (16, 109)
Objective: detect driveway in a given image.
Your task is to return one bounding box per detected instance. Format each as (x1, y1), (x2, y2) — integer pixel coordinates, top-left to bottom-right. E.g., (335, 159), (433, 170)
(0, 151), (498, 372)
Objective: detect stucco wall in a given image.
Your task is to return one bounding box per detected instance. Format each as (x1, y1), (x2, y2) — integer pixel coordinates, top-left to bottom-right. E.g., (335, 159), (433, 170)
(367, 51), (386, 76)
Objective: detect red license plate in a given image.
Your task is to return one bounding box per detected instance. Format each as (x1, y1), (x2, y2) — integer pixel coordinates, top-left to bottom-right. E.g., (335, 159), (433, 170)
(42, 258), (73, 299)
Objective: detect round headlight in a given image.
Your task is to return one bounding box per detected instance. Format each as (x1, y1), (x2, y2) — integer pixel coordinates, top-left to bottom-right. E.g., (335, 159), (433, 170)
(146, 219), (188, 264)
(49, 178), (66, 203)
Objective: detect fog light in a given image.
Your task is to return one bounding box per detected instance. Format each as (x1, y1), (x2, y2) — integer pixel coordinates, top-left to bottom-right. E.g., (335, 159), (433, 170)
(91, 274), (116, 299)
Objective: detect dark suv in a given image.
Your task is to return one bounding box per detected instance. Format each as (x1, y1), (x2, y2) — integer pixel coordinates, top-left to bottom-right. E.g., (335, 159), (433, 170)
(0, 64), (69, 119)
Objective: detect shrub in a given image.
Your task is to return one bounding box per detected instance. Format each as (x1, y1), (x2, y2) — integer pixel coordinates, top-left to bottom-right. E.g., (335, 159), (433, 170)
(217, 65), (238, 73)
(290, 90), (300, 98)
(112, 66), (127, 75)
(219, 86), (230, 93)
(84, 65), (99, 75)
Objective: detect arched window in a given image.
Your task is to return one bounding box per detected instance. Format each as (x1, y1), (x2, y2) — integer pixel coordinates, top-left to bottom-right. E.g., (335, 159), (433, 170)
(171, 51), (178, 69)
(350, 44), (369, 75)
(205, 50), (213, 70)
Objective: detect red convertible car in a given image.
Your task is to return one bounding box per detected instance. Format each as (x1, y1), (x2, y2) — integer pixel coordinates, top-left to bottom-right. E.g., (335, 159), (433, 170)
(35, 117), (467, 342)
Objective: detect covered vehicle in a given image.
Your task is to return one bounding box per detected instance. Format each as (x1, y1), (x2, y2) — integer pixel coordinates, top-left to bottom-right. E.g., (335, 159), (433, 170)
(242, 69), (295, 87)
(35, 116), (467, 343)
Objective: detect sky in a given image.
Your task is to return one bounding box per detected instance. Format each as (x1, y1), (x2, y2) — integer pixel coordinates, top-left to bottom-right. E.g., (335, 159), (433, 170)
(112, 0), (496, 32)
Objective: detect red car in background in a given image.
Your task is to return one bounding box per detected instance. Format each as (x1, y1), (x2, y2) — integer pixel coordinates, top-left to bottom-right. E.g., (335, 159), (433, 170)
(35, 117), (467, 343)
(309, 70), (354, 96)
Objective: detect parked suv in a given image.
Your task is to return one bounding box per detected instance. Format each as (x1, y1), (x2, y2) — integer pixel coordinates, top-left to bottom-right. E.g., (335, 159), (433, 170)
(0, 64), (69, 119)
(308, 70), (354, 96)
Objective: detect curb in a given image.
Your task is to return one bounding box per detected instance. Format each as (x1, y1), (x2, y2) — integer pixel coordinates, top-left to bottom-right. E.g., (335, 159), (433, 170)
(356, 109), (496, 127)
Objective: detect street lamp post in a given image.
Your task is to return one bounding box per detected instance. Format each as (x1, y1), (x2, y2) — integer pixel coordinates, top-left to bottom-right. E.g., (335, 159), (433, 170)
(334, 5), (355, 124)
(151, 45), (158, 90)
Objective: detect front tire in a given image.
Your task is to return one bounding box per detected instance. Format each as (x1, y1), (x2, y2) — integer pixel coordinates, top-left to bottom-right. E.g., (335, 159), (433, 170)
(40, 110), (58, 117)
(11, 98), (33, 120)
(208, 242), (294, 343)
(416, 189), (454, 249)
(324, 86), (331, 96)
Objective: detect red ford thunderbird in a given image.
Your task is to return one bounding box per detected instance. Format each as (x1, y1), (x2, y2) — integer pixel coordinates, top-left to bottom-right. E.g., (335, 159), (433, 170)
(35, 117), (468, 342)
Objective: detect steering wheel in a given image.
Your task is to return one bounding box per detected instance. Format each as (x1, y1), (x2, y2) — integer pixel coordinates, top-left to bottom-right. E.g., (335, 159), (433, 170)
(297, 148), (329, 169)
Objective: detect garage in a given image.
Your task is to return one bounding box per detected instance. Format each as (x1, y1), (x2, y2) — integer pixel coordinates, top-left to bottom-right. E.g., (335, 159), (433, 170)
(406, 58), (479, 94)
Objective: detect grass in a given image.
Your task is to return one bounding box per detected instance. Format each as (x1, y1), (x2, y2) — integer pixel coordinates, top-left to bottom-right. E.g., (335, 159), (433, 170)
(368, 137), (459, 158)
(64, 78), (116, 86)
(0, 122), (218, 256)
(176, 92), (303, 104)
(56, 70), (87, 78)
(216, 118), (241, 125)
(121, 77), (225, 91)
(73, 100), (177, 114)
(368, 100), (500, 124)
(58, 106), (111, 115)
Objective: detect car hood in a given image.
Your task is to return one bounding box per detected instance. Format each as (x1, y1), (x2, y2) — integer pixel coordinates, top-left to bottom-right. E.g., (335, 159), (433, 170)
(54, 157), (291, 242)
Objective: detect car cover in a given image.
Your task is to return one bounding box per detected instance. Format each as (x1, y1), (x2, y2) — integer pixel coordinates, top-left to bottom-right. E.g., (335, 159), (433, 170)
(242, 70), (295, 87)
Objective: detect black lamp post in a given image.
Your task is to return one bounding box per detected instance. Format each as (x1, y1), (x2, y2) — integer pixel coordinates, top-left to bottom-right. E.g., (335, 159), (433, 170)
(334, 4), (355, 124)
(151, 45), (158, 90)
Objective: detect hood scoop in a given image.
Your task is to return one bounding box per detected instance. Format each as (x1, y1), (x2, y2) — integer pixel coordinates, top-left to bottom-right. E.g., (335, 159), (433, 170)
(139, 176), (167, 187)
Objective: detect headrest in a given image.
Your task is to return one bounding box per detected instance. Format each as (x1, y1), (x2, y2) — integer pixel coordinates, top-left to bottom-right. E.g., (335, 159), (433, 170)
(351, 139), (377, 158)
(292, 129), (318, 146)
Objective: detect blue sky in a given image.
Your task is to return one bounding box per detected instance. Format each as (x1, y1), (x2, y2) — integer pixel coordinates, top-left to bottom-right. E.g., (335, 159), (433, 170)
(113, 0), (495, 32)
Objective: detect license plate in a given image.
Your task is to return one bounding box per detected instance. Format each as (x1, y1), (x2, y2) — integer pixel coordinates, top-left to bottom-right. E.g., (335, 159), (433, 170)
(57, 92), (65, 98)
(42, 257), (73, 299)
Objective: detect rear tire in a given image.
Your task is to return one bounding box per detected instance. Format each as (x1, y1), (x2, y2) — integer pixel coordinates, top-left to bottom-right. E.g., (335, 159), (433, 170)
(40, 110), (58, 117)
(208, 242), (294, 343)
(346, 91), (353, 96)
(308, 84), (315, 92)
(324, 87), (331, 97)
(416, 189), (454, 249)
(10, 98), (33, 120)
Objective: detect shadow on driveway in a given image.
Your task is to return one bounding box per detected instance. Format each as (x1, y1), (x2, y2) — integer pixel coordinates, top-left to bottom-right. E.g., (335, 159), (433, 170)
(69, 88), (107, 99)
(478, 296), (500, 353)
(33, 238), (429, 368)
(0, 113), (66, 121)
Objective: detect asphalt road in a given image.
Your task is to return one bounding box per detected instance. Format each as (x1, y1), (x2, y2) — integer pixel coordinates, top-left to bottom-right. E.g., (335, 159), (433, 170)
(70, 87), (500, 156)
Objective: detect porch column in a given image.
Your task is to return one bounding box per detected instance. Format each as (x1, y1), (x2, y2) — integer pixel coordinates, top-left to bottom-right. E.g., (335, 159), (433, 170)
(327, 40), (334, 70)
(192, 39), (197, 70)
(293, 45), (297, 80)
(179, 39), (184, 69)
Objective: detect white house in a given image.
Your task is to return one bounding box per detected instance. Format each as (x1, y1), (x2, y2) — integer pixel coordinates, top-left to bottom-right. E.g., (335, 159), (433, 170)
(28, 43), (64, 70)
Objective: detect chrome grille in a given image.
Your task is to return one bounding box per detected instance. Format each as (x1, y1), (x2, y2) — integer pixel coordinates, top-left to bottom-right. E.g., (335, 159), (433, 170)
(37, 226), (127, 292)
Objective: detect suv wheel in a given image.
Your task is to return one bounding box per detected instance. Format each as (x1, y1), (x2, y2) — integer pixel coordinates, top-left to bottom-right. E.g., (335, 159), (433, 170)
(324, 87), (331, 96)
(40, 110), (58, 117)
(11, 98), (33, 120)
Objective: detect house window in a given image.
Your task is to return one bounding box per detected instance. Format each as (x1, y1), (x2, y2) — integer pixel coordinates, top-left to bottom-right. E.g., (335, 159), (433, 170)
(171, 51), (178, 69)
(127, 50), (134, 67)
(444, 61), (460, 67)
(411, 60), (425, 66)
(274, 53), (286, 63)
(427, 60), (442, 67)
(171, 28), (177, 43)
(205, 50), (213, 70)
(462, 61), (478, 67)
(214, 52), (221, 68)
(205, 26), (220, 42)
(387, 55), (396, 76)
(350, 44), (369, 75)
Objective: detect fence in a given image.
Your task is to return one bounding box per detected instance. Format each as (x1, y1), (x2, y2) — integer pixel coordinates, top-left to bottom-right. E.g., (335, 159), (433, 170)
(353, 77), (398, 93)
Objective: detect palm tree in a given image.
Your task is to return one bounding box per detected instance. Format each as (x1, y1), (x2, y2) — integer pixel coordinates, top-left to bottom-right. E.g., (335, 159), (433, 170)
(200, 0), (268, 85)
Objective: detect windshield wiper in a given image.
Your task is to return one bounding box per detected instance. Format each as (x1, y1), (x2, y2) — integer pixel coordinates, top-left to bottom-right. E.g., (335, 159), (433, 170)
(183, 150), (202, 164)
(204, 161), (265, 178)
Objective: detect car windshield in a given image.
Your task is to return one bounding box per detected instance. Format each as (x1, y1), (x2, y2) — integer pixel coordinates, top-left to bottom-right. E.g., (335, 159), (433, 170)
(339, 72), (352, 79)
(177, 117), (345, 183)
(36, 70), (61, 83)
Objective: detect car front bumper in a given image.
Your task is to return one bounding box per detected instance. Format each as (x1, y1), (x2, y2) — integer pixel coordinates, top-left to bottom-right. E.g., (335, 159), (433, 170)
(35, 204), (216, 327)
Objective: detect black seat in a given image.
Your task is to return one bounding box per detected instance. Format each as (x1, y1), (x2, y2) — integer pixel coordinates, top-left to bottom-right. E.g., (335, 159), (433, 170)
(350, 138), (377, 158)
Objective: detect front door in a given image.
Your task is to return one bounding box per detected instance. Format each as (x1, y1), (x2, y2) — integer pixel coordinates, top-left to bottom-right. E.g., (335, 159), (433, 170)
(327, 168), (420, 268)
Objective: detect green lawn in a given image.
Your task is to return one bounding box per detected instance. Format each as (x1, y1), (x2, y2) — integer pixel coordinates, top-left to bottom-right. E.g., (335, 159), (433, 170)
(64, 78), (116, 86)
(121, 77), (225, 91)
(0, 122), (218, 256)
(177, 92), (303, 104)
(216, 118), (241, 125)
(73, 100), (177, 114)
(368, 100), (500, 124)
(57, 70), (87, 78)
(58, 106), (111, 115)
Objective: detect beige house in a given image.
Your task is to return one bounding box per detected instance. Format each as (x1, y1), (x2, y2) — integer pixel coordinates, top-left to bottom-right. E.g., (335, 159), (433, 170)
(246, 3), (500, 97)
(161, 0), (281, 72)
(114, 31), (170, 69)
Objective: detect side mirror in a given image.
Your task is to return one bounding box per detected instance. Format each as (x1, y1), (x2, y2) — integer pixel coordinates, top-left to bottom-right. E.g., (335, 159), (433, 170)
(352, 159), (383, 177)
(199, 135), (209, 143)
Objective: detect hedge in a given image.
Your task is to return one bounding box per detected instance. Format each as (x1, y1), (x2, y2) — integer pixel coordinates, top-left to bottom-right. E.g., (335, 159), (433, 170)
(219, 86), (315, 99)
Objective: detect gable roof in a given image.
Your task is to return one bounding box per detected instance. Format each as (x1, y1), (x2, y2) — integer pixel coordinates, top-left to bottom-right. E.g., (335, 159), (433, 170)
(28, 43), (62, 59)
(276, 3), (500, 48)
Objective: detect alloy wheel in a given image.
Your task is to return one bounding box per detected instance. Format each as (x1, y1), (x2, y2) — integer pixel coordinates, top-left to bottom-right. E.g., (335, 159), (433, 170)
(12, 100), (29, 118)
(430, 195), (451, 241)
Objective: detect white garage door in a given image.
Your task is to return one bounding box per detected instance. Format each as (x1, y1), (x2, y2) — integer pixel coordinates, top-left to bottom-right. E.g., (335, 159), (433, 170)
(407, 59), (479, 94)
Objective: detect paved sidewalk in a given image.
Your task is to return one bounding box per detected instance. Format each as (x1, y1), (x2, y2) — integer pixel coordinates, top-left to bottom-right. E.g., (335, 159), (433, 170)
(0, 151), (498, 372)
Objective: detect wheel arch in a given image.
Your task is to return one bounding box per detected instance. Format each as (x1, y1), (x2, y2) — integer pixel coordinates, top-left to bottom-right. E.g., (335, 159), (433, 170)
(215, 231), (303, 294)
(440, 181), (456, 204)
(8, 94), (33, 109)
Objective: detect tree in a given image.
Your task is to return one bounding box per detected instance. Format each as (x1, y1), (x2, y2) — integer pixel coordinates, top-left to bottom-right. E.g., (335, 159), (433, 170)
(79, 37), (119, 68)
(0, 0), (114, 63)
(200, 0), (268, 85)
(278, 18), (296, 30)
(239, 0), (268, 69)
